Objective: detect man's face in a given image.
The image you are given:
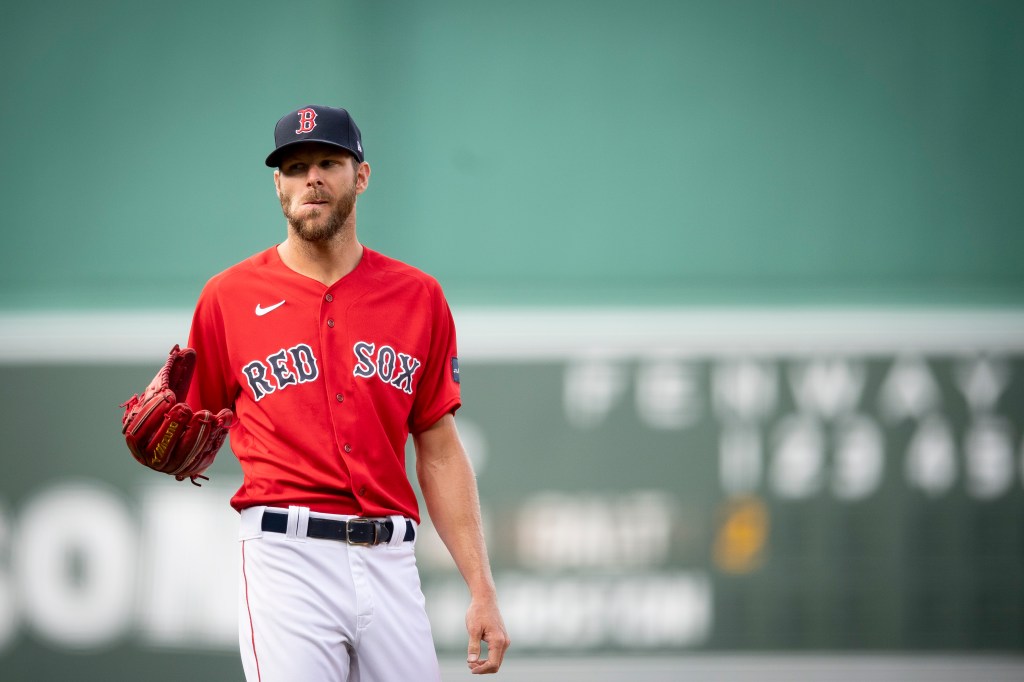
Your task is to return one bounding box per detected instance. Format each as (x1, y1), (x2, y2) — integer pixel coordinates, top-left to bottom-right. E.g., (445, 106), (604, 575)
(274, 144), (365, 243)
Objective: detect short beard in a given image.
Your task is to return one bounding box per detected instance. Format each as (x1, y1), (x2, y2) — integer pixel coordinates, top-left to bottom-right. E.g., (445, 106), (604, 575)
(281, 184), (357, 243)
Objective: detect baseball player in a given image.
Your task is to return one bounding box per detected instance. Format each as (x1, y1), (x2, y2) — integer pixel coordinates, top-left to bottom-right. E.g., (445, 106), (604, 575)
(122, 104), (508, 680)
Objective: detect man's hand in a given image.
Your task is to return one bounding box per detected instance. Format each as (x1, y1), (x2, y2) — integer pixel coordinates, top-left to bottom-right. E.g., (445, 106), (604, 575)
(466, 596), (510, 674)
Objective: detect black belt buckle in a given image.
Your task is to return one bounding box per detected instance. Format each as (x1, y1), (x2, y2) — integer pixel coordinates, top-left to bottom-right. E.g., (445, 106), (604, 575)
(346, 518), (380, 546)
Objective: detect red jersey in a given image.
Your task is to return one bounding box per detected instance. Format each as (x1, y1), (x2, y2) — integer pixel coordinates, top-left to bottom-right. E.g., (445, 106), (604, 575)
(186, 245), (461, 522)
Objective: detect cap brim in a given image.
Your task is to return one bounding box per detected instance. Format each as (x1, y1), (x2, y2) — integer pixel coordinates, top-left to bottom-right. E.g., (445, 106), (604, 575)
(265, 140), (362, 167)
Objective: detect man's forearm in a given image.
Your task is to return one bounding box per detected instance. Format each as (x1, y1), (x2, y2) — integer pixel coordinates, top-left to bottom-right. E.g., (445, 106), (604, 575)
(415, 428), (497, 597)
(414, 414), (510, 673)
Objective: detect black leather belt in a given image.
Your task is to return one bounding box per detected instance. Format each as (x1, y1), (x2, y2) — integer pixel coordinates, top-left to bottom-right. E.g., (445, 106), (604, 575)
(261, 510), (414, 545)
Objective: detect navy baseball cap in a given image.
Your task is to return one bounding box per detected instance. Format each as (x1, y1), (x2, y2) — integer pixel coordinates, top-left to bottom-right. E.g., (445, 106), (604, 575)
(265, 105), (364, 167)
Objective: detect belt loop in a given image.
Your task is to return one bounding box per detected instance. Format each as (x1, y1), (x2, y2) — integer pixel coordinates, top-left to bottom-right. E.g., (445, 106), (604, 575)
(286, 505), (309, 541)
(387, 515), (405, 548)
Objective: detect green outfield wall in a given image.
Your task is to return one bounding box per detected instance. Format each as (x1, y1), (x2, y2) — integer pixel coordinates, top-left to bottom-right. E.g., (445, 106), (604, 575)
(1, 0), (1022, 309)
(0, 312), (1023, 681)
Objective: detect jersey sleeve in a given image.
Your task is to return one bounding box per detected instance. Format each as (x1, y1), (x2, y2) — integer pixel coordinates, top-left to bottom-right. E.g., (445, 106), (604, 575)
(408, 280), (462, 434)
(185, 278), (237, 413)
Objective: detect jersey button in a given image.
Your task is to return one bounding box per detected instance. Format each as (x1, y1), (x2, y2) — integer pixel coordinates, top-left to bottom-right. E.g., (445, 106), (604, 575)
(325, 294), (334, 302)
(344, 443), (352, 453)
(358, 486), (367, 496)
(336, 393), (344, 402)
(327, 318), (335, 328)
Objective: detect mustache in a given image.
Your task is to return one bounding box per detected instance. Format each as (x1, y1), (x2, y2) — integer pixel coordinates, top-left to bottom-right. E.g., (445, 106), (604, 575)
(299, 190), (332, 203)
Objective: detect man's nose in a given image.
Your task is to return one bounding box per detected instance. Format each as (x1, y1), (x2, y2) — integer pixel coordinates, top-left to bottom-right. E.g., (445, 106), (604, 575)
(305, 166), (325, 184)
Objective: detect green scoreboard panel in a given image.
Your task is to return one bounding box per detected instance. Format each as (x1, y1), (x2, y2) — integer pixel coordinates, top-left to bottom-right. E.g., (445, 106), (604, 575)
(0, 309), (1021, 682)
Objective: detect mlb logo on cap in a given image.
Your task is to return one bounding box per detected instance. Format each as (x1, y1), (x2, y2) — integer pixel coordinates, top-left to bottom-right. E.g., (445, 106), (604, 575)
(265, 104), (364, 167)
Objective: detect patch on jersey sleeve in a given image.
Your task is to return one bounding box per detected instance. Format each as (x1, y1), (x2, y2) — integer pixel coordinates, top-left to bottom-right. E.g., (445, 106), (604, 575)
(451, 357), (460, 384)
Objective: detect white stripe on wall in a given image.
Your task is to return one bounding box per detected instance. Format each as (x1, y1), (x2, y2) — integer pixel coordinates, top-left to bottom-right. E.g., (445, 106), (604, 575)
(1, 307), (1023, 364)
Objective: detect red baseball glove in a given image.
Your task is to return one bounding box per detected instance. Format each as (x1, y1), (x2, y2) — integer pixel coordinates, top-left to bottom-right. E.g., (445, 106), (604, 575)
(121, 345), (234, 485)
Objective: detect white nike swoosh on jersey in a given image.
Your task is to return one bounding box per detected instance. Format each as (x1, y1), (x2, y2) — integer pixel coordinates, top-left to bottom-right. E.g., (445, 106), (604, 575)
(255, 300), (286, 316)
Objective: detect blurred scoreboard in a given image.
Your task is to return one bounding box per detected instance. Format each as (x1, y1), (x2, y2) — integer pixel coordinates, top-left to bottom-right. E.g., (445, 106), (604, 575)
(443, 345), (1024, 652)
(0, 308), (1021, 680)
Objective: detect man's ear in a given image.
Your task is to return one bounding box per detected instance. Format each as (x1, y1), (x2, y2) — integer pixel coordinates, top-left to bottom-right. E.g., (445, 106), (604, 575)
(356, 162), (371, 194)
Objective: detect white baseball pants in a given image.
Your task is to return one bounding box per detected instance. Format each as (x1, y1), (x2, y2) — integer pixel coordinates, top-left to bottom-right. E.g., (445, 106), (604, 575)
(237, 506), (441, 682)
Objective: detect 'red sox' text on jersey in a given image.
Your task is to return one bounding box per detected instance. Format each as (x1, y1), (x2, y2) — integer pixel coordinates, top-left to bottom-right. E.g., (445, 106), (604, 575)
(185, 245), (461, 522)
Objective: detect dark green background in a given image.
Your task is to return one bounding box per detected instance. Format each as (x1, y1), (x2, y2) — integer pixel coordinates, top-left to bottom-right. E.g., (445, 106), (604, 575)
(0, 353), (1022, 680)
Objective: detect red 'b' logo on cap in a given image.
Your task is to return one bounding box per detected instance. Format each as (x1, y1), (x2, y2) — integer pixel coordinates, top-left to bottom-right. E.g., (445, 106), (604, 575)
(295, 108), (317, 134)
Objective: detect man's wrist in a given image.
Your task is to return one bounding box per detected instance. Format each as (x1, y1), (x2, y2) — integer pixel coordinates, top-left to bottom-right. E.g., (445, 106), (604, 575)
(467, 581), (499, 602)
